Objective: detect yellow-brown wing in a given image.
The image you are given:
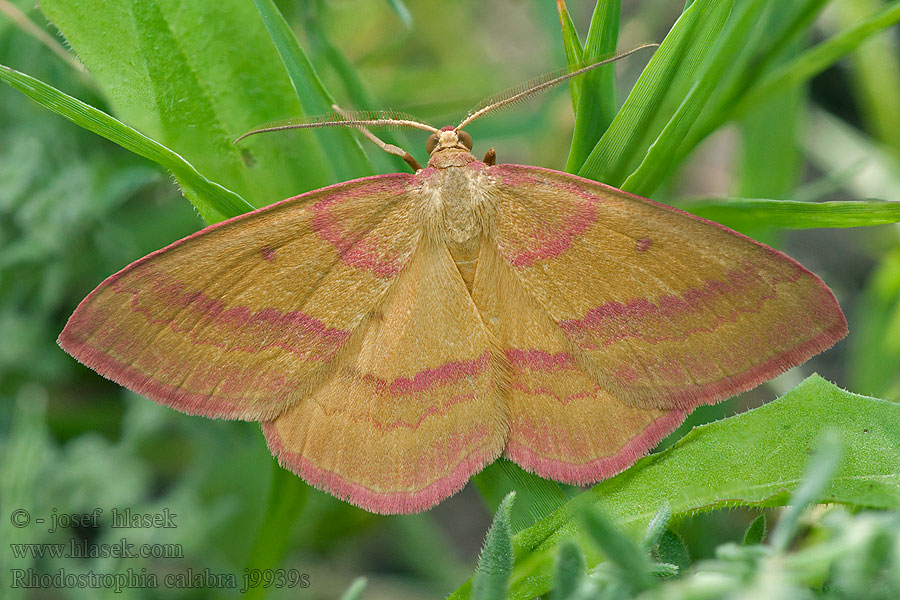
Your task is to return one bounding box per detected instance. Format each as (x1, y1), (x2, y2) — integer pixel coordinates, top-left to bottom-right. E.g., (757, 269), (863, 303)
(59, 174), (421, 420)
(262, 240), (508, 513)
(471, 240), (682, 483)
(487, 164), (847, 411)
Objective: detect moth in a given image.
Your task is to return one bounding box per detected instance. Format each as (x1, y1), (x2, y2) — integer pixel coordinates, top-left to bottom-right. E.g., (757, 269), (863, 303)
(59, 49), (847, 514)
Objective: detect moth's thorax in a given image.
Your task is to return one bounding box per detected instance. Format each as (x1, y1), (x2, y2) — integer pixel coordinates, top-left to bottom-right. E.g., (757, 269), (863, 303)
(418, 155), (496, 288)
(426, 148), (477, 169)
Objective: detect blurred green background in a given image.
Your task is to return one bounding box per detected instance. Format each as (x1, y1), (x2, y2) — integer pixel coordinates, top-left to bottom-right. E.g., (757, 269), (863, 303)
(1, 0), (899, 598)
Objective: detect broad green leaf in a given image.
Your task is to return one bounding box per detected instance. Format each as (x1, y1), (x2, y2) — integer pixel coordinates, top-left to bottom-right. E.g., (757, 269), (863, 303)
(251, 0), (372, 181)
(472, 492), (515, 600)
(450, 375), (900, 599)
(564, 0), (620, 174)
(579, 0), (733, 187)
(0, 64), (252, 223)
(676, 198), (900, 230)
(556, 0), (584, 113)
(40, 0), (335, 207)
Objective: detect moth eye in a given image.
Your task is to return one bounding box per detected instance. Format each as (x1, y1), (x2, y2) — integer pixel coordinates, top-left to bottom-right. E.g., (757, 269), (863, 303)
(458, 130), (473, 150)
(426, 134), (439, 154)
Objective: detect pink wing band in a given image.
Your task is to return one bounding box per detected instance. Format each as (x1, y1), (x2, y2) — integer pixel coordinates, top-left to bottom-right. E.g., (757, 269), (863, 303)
(262, 421), (495, 514)
(505, 410), (687, 484)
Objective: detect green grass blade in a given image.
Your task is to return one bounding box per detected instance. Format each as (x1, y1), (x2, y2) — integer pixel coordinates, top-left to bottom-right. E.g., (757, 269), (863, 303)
(728, 0), (830, 98)
(449, 375), (900, 599)
(621, 0), (759, 196)
(729, 1), (900, 123)
(678, 0), (829, 160)
(736, 70), (804, 200)
(338, 577), (368, 600)
(579, 0), (733, 187)
(676, 198), (900, 230)
(803, 108), (900, 201)
(304, 12), (412, 173)
(384, 0), (413, 28)
(243, 464), (309, 600)
(849, 250), (900, 402)
(564, 0), (620, 174)
(769, 431), (842, 552)
(252, 0), (372, 181)
(835, 0), (900, 151)
(0, 64), (252, 223)
(556, 0), (584, 113)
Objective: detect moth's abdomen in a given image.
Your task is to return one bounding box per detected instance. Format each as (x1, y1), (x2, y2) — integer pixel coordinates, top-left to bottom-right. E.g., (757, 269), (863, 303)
(448, 237), (481, 291)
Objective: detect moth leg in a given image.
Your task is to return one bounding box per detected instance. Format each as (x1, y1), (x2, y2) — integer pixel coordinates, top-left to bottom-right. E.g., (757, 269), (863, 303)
(332, 104), (423, 172)
(483, 148), (496, 165)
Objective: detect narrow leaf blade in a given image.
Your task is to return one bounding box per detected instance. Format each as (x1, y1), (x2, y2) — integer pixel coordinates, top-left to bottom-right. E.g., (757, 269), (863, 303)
(565, 0), (620, 173)
(676, 198), (900, 230)
(579, 0), (733, 187)
(0, 64), (252, 223)
(252, 0), (372, 181)
(556, 0), (585, 113)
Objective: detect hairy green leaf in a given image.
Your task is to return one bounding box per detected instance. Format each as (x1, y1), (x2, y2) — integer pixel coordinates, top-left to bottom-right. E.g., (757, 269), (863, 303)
(451, 375), (900, 599)
(472, 492), (516, 600)
(656, 530), (690, 572)
(742, 514), (767, 545)
(551, 541), (586, 600)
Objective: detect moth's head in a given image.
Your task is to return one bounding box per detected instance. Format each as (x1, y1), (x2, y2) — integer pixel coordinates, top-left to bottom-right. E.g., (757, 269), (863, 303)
(426, 127), (473, 156)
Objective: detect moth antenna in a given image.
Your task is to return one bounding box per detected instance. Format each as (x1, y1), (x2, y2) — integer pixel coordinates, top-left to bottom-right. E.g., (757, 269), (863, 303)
(235, 109), (439, 143)
(455, 43), (658, 131)
(331, 105), (423, 172)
